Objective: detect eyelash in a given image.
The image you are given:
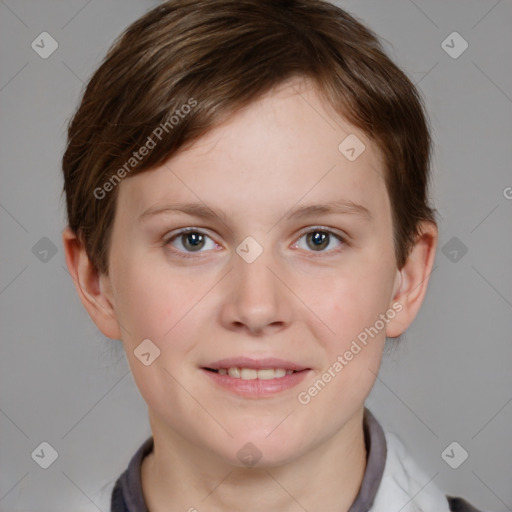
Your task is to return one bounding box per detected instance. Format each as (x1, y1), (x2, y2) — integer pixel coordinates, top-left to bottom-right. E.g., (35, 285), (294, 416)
(163, 227), (347, 259)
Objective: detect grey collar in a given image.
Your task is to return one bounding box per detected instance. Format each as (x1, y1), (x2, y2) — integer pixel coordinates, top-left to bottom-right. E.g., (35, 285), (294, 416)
(112, 406), (387, 512)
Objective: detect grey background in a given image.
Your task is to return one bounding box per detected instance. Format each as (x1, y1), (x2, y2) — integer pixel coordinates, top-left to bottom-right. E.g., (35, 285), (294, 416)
(1, 0), (511, 511)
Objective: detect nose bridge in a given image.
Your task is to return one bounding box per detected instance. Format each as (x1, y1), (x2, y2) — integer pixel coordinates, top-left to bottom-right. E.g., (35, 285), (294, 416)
(234, 238), (279, 302)
(223, 236), (288, 332)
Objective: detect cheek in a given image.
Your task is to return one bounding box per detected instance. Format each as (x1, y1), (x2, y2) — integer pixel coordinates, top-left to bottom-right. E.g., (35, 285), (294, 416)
(115, 272), (167, 340)
(313, 257), (395, 349)
(112, 261), (215, 380)
(112, 256), (181, 337)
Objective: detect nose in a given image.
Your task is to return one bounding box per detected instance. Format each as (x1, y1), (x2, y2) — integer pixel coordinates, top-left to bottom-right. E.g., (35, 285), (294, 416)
(219, 244), (292, 336)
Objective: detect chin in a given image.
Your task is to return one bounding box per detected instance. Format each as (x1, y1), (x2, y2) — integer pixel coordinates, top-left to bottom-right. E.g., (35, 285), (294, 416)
(221, 428), (305, 468)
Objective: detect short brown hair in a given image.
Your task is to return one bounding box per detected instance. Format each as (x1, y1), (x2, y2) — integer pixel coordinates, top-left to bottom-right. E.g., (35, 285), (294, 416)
(61, 0), (437, 276)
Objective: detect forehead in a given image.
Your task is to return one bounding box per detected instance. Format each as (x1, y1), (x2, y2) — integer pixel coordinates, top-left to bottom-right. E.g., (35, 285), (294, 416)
(117, 79), (388, 227)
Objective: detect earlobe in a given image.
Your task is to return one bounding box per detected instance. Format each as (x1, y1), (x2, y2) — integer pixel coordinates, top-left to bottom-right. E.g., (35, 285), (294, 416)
(386, 221), (438, 338)
(61, 226), (122, 340)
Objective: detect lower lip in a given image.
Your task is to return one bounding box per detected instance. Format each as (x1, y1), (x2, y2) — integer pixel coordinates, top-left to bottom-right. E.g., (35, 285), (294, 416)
(201, 368), (311, 398)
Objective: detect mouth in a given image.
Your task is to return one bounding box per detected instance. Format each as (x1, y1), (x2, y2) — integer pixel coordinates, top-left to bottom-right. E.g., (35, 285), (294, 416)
(201, 357), (311, 397)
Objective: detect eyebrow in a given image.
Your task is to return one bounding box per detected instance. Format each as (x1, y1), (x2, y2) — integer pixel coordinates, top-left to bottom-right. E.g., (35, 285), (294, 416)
(138, 199), (372, 224)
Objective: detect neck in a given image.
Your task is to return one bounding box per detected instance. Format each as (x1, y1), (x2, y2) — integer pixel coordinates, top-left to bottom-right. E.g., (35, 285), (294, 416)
(141, 407), (367, 512)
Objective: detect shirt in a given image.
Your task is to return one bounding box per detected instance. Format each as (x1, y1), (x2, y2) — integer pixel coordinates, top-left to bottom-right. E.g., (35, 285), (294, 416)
(111, 407), (485, 512)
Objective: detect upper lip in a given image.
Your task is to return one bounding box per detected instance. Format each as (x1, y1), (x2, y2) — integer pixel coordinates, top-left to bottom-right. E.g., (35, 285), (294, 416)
(203, 357), (310, 371)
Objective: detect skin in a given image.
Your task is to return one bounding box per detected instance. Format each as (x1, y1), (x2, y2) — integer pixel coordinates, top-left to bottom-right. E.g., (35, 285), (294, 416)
(62, 78), (437, 512)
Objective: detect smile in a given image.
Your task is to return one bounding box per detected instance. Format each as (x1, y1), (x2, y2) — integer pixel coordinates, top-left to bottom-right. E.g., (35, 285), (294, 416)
(201, 366), (311, 398)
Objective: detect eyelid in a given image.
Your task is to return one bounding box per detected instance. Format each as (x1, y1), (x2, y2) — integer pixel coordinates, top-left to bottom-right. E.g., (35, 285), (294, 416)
(295, 225), (347, 241)
(164, 226), (218, 247)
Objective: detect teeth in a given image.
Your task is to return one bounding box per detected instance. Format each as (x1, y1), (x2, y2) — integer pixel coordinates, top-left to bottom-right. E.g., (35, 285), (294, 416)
(218, 367), (295, 380)
(241, 368), (258, 380)
(227, 367), (240, 378)
(257, 369), (283, 380)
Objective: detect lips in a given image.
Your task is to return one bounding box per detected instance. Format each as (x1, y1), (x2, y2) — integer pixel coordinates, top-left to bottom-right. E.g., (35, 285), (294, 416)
(201, 357), (311, 396)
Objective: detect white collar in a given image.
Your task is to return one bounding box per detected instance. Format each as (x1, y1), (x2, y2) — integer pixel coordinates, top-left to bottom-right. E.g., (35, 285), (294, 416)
(370, 432), (451, 511)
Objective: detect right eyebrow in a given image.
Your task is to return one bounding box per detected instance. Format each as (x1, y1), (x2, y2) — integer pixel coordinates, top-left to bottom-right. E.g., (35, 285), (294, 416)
(138, 202), (227, 224)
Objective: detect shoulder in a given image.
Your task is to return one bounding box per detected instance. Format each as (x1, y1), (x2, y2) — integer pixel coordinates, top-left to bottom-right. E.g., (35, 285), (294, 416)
(377, 430), (489, 512)
(110, 436), (154, 512)
(447, 495), (487, 512)
(111, 477), (129, 512)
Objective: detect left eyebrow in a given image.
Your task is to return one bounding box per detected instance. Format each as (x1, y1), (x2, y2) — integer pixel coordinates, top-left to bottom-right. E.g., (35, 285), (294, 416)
(283, 200), (372, 221)
(137, 199), (372, 224)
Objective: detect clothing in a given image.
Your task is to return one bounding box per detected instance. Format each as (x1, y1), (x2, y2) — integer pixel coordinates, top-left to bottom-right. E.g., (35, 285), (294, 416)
(111, 407), (485, 511)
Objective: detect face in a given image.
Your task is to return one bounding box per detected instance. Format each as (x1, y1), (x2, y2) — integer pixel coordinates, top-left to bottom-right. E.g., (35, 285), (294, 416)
(103, 79), (402, 467)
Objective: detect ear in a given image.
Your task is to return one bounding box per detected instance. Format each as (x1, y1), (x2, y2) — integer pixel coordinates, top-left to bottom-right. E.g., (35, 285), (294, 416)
(61, 226), (122, 340)
(386, 221), (438, 338)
